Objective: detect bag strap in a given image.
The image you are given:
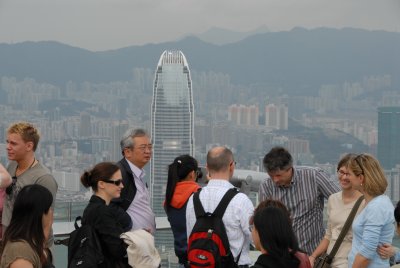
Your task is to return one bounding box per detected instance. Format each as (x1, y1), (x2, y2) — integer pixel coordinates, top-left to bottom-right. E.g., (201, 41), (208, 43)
(193, 189), (206, 218)
(193, 188), (239, 219)
(328, 195), (364, 258)
(213, 188), (239, 218)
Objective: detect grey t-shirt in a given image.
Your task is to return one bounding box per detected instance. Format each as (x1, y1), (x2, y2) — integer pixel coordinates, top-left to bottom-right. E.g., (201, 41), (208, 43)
(3, 161), (58, 227)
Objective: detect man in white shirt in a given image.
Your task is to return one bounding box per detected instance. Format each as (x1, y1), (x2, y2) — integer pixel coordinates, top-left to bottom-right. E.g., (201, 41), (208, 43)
(114, 128), (156, 234)
(186, 146), (254, 267)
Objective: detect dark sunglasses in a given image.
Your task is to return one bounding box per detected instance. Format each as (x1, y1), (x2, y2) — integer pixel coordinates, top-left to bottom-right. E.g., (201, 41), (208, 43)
(6, 176), (17, 195)
(103, 179), (123, 186)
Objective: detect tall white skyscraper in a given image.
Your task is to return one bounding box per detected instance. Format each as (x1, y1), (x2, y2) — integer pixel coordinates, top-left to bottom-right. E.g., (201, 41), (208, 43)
(150, 50), (194, 216)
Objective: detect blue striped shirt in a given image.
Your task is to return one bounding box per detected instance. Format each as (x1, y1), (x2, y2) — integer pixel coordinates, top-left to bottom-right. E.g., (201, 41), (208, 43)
(258, 166), (340, 254)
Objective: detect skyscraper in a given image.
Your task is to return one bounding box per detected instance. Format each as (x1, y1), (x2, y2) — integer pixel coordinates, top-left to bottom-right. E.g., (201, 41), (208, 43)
(150, 50), (194, 216)
(377, 106), (400, 169)
(265, 103), (288, 130)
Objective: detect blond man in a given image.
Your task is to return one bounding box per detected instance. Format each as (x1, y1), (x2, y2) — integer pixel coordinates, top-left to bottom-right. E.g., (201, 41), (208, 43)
(2, 122), (57, 236)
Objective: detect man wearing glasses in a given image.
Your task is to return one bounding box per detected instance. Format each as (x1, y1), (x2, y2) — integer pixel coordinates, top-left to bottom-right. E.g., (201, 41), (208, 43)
(1, 122), (58, 237)
(258, 146), (340, 255)
(113, 128), (156, 234)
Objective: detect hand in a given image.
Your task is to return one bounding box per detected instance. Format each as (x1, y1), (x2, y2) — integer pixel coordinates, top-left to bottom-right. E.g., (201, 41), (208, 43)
(142, 228), (152, 234)
(377, 243), (396, 259)
(309, 255), (316, 267)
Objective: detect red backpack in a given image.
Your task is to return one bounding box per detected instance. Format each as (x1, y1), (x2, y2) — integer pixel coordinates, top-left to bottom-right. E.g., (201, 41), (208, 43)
(187, 188), (240, 268)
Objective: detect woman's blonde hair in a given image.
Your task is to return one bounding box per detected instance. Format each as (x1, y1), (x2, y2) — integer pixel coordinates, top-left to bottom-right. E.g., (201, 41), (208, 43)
(348, 154), (387, 197)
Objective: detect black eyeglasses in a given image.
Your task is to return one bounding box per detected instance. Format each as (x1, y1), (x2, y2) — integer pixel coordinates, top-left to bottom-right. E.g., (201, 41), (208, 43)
(354, 154), (365, 175)
(103, 179), (123, 186)
(337, 170), (349, 177)
(6, 176), (17, 195)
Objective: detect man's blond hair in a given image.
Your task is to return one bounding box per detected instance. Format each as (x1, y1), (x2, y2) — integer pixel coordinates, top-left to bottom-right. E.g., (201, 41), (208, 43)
(7, 122), (40, 151)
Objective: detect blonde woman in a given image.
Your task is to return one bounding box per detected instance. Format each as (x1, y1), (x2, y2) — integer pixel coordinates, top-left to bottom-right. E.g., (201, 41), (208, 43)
(347, 154), (394, 268)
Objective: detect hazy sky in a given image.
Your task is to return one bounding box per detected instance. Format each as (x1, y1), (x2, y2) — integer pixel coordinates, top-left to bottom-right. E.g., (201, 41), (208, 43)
(0, 0), (399, 51)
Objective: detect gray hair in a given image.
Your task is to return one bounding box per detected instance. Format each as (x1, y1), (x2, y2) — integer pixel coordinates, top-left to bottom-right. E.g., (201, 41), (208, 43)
(120, 128), (149, 154)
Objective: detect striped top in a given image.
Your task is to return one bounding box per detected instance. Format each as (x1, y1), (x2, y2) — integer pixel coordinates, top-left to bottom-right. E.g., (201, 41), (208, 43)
(258, 166), (340, 255)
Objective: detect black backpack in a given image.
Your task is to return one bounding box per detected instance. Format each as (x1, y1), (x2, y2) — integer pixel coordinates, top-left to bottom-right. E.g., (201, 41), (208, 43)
(187, 188), (240, 268)
(67, 216), (104, 268)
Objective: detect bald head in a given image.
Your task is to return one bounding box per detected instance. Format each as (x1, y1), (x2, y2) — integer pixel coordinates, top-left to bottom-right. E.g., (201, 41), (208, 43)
(206, 146), (234, 174)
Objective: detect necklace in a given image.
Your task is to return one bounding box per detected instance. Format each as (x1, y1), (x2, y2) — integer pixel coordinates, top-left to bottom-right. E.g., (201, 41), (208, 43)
(15, 158), (36, 177)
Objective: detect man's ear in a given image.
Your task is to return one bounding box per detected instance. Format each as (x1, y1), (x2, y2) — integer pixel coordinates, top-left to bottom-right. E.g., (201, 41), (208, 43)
(25, 141), (34, 152)
(205, 164), (211, 179)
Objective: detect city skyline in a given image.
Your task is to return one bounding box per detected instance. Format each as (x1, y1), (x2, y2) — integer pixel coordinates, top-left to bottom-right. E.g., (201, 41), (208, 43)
(0, 0), (399, 51)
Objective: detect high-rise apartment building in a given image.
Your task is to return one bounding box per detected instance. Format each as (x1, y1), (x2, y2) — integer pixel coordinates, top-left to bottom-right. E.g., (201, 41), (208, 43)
(377, 106), (400, 169)
(265, 103), (288, 130)
(150, 50), (194, 216)
(228, 104), (259, 126)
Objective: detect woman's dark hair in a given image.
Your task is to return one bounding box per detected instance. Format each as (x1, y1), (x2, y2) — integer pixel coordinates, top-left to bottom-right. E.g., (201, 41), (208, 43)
(165, 155), (198, 208)
(2, 184), (53, 264)
(81, 162), (120, 192)
(395, 200), (400, 225)
(253, 206), (300, 265)
(250, 199), (291, 225)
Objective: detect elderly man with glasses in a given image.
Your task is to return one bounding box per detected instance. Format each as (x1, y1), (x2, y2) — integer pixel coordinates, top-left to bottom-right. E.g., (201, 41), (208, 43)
(259, 146), (340, 255)
(112, 128), (156, 234)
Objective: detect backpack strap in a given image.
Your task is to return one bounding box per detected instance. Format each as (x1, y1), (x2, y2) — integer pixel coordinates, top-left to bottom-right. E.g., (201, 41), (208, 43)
(193, 189), (206, 219)
(213, 188), (239, 218)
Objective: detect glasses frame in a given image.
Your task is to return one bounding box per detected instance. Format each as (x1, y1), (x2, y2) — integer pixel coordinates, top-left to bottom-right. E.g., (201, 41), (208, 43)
(134, 144), (153, 152)
(103, 179), (123, 186)
(337, 170), (349, 177)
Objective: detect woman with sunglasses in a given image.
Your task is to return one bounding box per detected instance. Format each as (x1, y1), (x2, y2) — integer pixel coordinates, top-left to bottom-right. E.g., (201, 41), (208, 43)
(310, 154), (365, 268)
(164, 155), (201, 268)
(80, 162), (131, 268)
(347, 154), (394, 268)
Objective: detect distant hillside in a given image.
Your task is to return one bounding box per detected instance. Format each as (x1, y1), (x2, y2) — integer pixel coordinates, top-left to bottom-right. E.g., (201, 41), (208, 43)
(278, 118), (370, 163)
(0, 28), (399, 94)
(182, 25), (270, 45)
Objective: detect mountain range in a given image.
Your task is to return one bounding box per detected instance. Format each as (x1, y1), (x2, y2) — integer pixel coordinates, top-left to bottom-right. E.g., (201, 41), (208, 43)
(0, 27), (399, 94)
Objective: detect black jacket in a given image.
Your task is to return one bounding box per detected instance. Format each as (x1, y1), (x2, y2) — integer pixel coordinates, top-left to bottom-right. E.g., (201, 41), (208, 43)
(114, 158), (138, 210)
(82, 195), (130, 268)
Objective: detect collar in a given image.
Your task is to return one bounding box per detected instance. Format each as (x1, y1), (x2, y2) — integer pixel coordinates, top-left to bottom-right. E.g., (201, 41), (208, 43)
(125, 158), (145, 179)
(206, 179), (235, 188)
